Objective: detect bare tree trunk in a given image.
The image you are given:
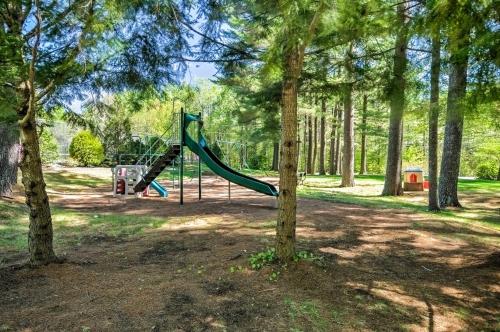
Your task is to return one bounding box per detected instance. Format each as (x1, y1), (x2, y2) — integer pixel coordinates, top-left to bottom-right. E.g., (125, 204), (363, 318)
(319, 98), (326, 175)
(18, 113), (57, 265)
(439, 26), (469, 208)
(272, 142), (279, 171)
(341, 83), (355, 187)
(428, 31), (441, 211)
(334, 109), (342, 174)
(307, 115), (313, 174)
(329, 106), (338, 175)
(312, 116), (318, 174)
(360, 95), (368, 175)
(382, 3), (408, 196)
(302, 115), (307, 171)
(276, 48), (300, 261)
(0, 123), (20, 197)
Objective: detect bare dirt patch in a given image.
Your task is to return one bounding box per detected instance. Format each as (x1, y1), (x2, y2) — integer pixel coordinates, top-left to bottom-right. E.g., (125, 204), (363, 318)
(1, 171), (499, 331)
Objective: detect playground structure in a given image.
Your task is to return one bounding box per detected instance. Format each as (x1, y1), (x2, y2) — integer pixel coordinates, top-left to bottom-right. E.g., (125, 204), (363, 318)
(403, 166), (425, 191)
(112, 110), (278, 203)
(112, 165), (168, 198)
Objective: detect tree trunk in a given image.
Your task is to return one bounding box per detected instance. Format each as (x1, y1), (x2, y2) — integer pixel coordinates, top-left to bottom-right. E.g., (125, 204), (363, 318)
(428, 32), (441, 211)
(312, 116), (318, 174)
(334, 109), (342, 174)
(329, 107), (338, 175)
(360, 95), (368, 175)
(272, 142), (279, 171)
(341, 83), (355, 187)
(306, 115), (313, 174)
(276, 48), (300, 261)
(382, 3), (408, 196)
(439, 26), (469, 208)
(0, 122), (20, 197)
(302, 114), (307, 172)
(319, 99), (326, 175)
(17, 101), (57, 265)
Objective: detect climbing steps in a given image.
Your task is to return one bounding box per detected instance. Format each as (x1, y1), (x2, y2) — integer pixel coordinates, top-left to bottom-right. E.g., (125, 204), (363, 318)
(133, 144), (181, 193)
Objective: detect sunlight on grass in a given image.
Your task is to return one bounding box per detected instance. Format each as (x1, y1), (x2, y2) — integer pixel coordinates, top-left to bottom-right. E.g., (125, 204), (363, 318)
(0, 200), (170, 254)
(44, 171), (109, 192)
(298, 175), (500, 233)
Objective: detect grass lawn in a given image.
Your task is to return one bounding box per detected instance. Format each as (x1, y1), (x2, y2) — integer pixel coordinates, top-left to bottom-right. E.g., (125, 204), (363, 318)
(298, 174), (500, 231)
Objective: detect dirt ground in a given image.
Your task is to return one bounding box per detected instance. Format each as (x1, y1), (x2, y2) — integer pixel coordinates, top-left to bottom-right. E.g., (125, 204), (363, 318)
(1, 170), (499, 331)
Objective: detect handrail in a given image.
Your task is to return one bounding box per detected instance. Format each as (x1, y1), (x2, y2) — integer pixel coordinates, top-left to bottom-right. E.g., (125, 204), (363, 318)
(135, 112), (180, 169)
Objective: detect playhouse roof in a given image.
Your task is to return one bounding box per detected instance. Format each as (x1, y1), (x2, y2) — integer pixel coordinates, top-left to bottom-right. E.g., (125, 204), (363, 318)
(405, 166), (423, 172)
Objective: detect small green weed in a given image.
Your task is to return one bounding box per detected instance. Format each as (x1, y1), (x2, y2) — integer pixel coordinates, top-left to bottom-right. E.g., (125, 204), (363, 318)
(293, 250), (323, 264)
(229, 265), (244, 273)
(248, 248), (277, 270)
(285, 298), (329, 331)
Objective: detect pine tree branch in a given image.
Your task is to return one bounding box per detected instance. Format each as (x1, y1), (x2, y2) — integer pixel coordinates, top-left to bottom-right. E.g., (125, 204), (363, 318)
(178, 19), (257, 60)
(19, 0), (41, 128)
(408, 47), (431, 53)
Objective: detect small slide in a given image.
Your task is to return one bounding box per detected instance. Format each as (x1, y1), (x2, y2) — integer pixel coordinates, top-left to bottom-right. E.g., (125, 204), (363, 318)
(151, 180), (168, 198)
(183, 113), (278, 197)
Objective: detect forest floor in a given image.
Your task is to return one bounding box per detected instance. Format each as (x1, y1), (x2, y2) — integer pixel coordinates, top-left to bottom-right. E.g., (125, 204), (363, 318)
(1, 167), (499, 331)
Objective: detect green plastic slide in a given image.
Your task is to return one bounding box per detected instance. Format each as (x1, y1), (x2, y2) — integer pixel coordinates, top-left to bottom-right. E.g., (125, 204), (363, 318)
(183, 113), (278, 197)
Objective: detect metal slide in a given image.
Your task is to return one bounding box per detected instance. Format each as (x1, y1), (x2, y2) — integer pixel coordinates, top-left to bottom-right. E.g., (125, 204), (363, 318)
(183, 113), (278, 197)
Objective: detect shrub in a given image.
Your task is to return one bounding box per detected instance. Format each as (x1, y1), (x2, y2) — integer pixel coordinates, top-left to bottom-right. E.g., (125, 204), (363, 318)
(39, 130), (59, 164)
(69, 131), (105, 166)
(475, 161), (497, 180)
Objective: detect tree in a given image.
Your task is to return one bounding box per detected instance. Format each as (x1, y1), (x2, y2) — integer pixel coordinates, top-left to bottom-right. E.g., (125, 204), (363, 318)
(0, 0), (190, 265)
(334, 108), (342, 174)
(382, 3), (409, 196)
(272, 143), (280, 171)
(341, 47), (355, 187)
(274, 1), (326, 261)
(329, 106), (338, 175)
(312, 115), (318, 173)
(359, 95), (368, 175)
(307, 115), (313, 174)
(0, 123), (19, 197)
(318, 98), (326, 175)
(428, 29), (441, 211)
(438, 0), (479, 208)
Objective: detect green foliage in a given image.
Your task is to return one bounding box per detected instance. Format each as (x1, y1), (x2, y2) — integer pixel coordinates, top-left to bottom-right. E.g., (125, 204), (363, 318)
(285, 298), (329, 331)
(39, 130), (59, 165)
(69, 131), (105, 166)
(293, 250), (323, 264)
(476, 162), (497, 180)
(248, 248), (277, 270)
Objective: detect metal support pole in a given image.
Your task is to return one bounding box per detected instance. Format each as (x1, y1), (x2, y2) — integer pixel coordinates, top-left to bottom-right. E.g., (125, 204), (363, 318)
(198, 111), (202, 201)
(180, 108), (184, 205)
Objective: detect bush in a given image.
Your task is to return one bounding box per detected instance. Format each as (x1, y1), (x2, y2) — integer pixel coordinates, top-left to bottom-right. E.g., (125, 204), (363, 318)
(475, 161), (497, 180)
(69, 131), (105, 166)
(39, 130), (59, 164)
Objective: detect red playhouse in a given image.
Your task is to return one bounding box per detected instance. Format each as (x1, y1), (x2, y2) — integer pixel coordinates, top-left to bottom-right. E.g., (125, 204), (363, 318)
(404, 167), (425, 191)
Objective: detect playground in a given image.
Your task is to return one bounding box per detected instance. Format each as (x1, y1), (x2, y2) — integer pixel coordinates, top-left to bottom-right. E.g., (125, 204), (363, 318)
(1, 166), (499, 331)
(2, 1), (499, 330)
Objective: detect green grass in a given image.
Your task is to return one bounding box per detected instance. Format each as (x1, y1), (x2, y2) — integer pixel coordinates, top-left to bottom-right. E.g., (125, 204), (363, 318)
(157, 164), (277, 180)
(0, 200), (170, 255)
(298, 174), (500, 232)
(285, 298), (330, 331)
(44, 171), (108, 191)
(457, 178), (500, 194)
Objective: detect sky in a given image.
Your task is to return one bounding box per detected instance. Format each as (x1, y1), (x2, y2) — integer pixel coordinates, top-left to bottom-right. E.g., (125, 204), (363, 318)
(184, 61), (218, 84)
(70, 61), (218, 113)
